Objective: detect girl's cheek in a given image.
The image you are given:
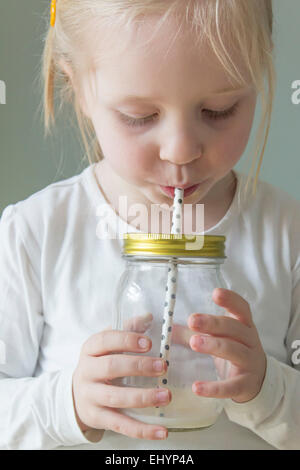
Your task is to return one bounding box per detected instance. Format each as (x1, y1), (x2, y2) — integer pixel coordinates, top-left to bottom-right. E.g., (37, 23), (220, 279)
(217, 114), (255, 164)
(112, 150), (148, 179)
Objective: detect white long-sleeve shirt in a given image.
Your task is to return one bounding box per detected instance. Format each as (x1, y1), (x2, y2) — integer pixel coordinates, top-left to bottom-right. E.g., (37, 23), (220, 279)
(0, 163), (299, 450)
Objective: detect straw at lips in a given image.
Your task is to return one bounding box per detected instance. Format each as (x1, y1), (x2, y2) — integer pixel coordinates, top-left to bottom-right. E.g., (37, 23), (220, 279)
(156, 188), (183, 417)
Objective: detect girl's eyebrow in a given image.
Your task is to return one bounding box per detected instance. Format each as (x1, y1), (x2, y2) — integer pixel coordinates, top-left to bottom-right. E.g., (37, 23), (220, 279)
(111, 87), (250, 105)
(212, 86), (250, 95)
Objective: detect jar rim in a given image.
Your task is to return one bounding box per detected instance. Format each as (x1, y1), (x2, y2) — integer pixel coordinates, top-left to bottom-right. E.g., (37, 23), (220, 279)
(122, 233), (226, 258)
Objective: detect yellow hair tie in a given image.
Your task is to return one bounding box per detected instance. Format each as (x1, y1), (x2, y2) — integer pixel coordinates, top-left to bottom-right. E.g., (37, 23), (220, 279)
(50, 0), (56, 27)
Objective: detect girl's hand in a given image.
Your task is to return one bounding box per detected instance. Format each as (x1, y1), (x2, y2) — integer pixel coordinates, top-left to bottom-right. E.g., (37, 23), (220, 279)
(72, 330), (171, 441)
(188, 288), (267, 404)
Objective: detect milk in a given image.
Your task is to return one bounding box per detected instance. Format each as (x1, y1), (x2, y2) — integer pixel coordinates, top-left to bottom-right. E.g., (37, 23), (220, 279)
(122, 386), (223, 430)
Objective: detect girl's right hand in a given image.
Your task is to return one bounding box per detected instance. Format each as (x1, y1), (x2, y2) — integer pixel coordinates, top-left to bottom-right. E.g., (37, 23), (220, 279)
(72, 330), (171, 441)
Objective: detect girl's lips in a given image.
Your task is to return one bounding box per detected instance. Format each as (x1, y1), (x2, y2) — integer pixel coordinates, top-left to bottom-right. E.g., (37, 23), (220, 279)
(159, 183), (203, 198)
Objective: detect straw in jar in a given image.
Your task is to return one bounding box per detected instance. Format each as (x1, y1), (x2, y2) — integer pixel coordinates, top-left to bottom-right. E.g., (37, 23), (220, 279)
(156, 188), (183, 417)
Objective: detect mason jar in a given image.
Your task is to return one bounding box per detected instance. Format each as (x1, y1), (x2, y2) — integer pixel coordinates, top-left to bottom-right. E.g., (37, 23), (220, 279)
(112, 233), (229, 431)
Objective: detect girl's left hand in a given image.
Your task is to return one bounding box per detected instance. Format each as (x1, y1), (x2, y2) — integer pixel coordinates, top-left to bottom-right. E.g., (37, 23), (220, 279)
(188, 288), (267, 404)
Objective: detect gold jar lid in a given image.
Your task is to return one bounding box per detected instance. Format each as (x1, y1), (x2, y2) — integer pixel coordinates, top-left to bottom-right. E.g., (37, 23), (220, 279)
(122, 233), (226, 258)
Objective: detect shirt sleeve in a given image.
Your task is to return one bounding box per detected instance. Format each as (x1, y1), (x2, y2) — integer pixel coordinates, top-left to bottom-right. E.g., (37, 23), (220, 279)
(0, 204), (100, 449)
(224, 263), (300, 450)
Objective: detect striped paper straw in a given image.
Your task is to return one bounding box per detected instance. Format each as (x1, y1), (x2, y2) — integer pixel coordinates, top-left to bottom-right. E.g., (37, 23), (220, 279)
(156, 188), (183, 417)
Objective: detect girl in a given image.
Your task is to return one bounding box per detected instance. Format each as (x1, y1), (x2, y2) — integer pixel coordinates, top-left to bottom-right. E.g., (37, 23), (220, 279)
(0, 0), (299, 450)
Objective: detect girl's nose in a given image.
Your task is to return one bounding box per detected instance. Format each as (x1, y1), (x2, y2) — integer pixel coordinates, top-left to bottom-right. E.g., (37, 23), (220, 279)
(159, 124), (203, 165)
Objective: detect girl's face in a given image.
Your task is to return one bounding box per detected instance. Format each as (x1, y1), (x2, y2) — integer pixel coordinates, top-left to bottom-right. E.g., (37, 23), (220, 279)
(79, 16), (257, 207)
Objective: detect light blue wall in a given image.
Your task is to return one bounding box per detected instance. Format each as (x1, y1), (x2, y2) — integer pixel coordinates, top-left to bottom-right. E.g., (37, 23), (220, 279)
(235, 0), (300, 199)
(0, 0), (299, 214)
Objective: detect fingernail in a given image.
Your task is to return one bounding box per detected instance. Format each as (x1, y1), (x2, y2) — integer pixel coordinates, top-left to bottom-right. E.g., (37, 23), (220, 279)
(156, 390), (169, 402)
(192, 316), (202, 328)
(191, 335), (204, 348)
(153, 360), (164, 372)
(193, 383), (204, 394)
(138, 337), (149, 349)
(154, 429), (167, 439)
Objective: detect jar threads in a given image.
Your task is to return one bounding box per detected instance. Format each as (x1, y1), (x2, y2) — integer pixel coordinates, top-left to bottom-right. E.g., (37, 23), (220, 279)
(122, 233), (226, 259)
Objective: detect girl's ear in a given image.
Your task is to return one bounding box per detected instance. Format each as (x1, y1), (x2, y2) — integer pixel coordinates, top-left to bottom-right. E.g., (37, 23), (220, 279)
(58, 59), (91, 118)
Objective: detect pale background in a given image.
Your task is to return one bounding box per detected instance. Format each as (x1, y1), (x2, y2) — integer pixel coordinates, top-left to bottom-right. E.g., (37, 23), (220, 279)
(0, 0), (299, 214)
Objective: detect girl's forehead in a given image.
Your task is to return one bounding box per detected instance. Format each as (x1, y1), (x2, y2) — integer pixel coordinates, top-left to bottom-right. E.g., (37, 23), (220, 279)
(88, 15), (245, 75)
(85, 14), (209, 67)
(79, 14), (251, 98)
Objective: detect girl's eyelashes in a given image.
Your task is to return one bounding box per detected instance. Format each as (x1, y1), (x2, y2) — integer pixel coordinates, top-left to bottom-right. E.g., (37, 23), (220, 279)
(203, 102), (239, 121)
(118, 102), (239, 128)
(118, 112), (158, 128)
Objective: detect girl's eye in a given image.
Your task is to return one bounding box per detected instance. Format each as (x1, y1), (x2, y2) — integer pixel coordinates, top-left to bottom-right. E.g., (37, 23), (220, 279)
(118, 113), (158, 128)
(119, 103), (238, 128)
(202, 103), (238, 121)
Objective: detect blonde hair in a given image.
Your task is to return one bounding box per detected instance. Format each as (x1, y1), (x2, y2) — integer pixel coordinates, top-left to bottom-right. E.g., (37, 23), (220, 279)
(40, 0), (275, 203)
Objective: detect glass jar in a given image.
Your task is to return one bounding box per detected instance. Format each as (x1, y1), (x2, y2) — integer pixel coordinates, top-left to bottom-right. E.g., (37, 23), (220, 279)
(112, 233), (229, 431)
